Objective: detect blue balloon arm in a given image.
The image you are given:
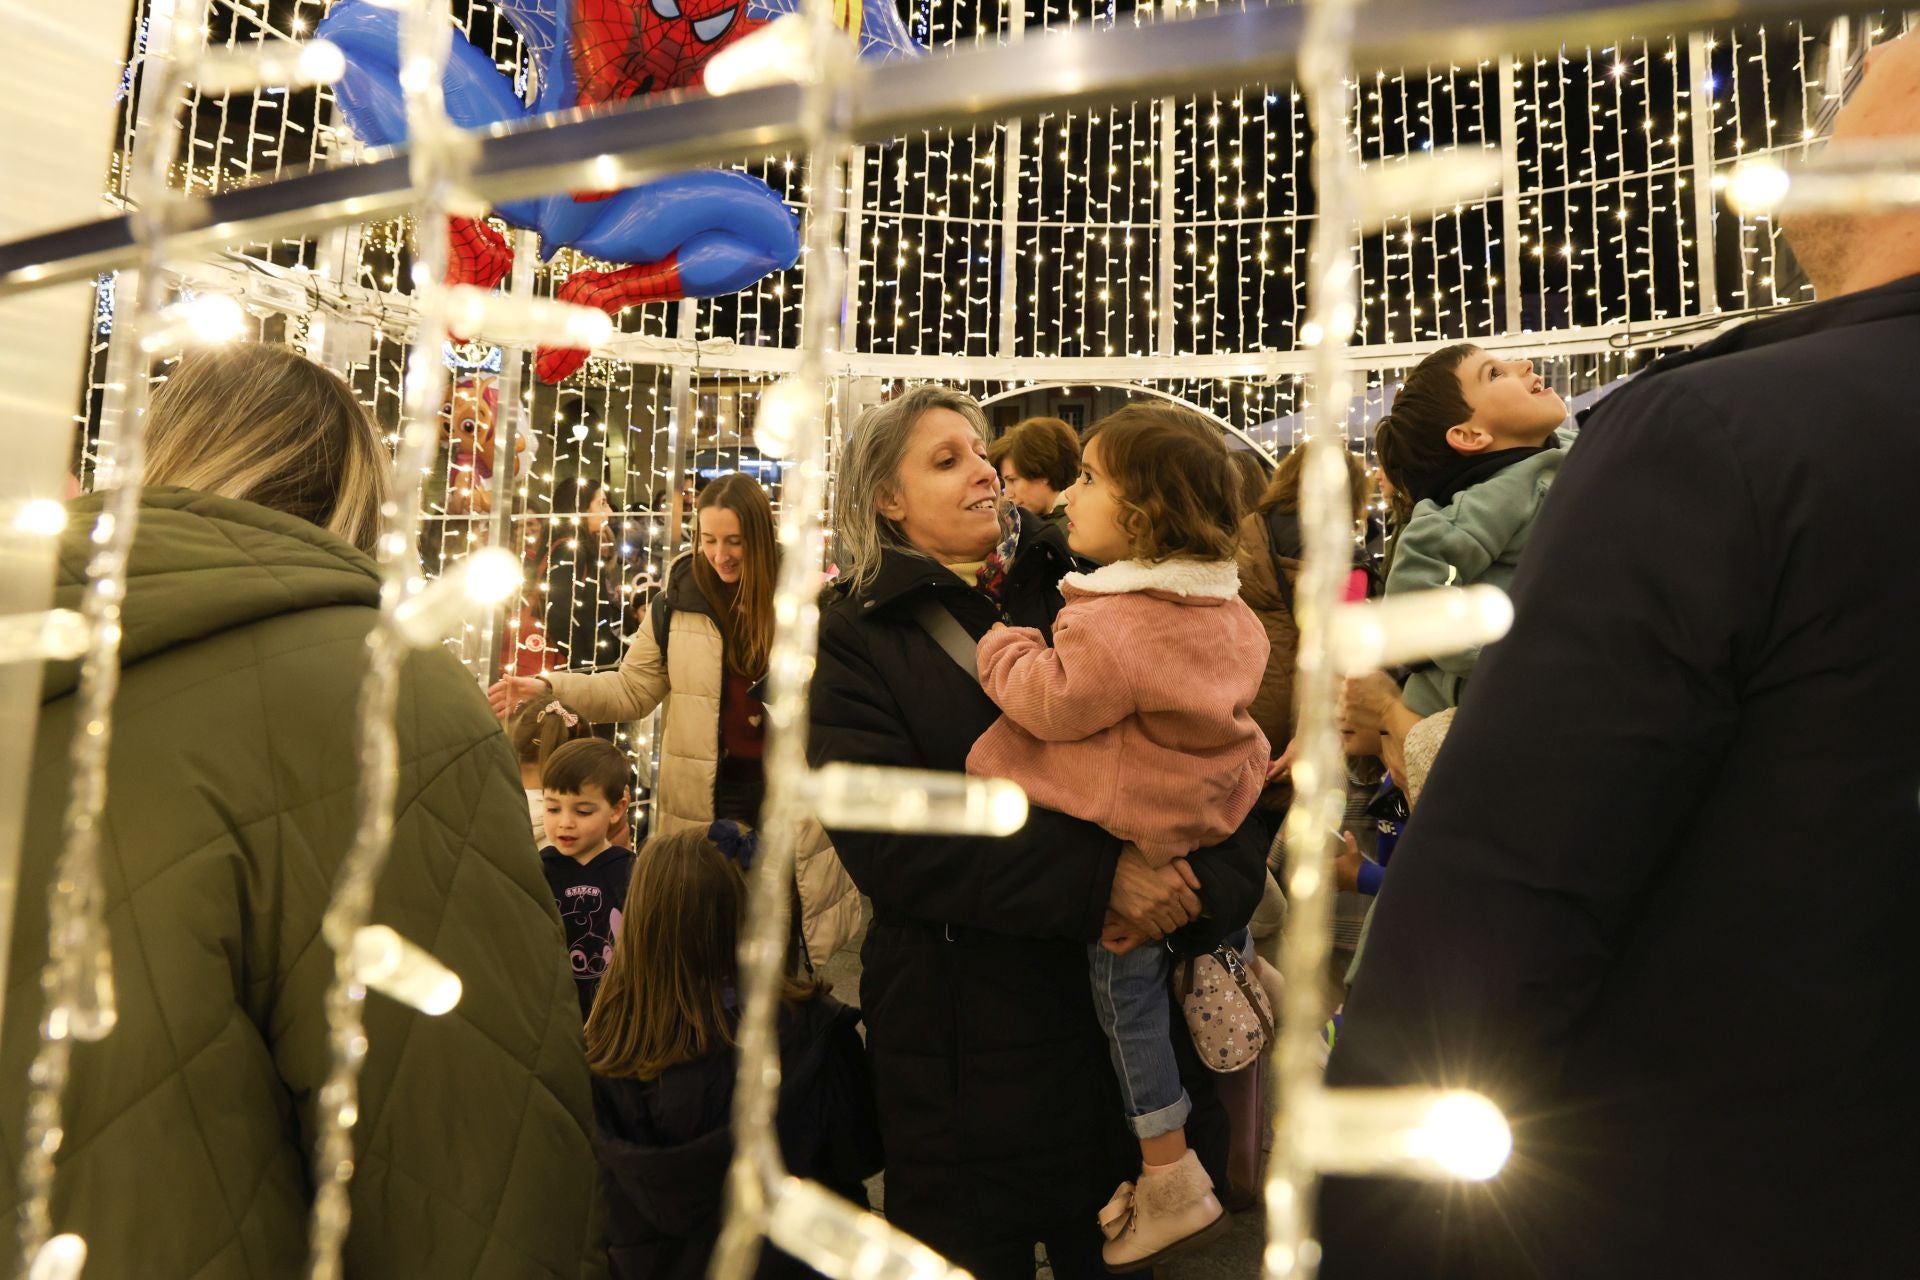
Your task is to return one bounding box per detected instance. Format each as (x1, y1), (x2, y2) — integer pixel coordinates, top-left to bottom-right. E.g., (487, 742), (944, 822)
(318, 0), (531, 147)
(565, 169), (799, 268)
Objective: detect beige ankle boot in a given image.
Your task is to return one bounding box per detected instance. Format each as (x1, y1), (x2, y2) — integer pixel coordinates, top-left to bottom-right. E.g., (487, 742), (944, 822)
(1096, 1150), (1227, 1272)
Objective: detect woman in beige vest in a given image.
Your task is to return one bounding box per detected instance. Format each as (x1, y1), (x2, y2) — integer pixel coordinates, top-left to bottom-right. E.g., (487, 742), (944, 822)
(489, 473), (861, 968)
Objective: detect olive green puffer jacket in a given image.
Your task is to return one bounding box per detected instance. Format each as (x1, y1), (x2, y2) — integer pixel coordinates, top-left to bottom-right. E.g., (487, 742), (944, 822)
(1, 489), (605, 1279)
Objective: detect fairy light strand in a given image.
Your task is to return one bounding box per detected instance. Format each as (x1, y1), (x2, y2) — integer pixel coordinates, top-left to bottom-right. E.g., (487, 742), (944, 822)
(302, 0), (464, 1272)
(14, 1), (207, 1268)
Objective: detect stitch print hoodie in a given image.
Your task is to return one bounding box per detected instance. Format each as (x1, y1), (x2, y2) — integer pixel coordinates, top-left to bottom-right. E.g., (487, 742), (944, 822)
(967, 557), (1271, 863)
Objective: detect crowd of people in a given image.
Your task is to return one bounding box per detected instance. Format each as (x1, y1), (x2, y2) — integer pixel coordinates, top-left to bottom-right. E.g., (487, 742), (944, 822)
(5, 29), (1918, 1280)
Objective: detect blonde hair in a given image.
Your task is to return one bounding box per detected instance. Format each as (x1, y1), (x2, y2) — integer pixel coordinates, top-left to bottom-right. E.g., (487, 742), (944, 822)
(146, 345), (388, 554)
(584, 829), (816, 1079)
(693, 473), (778, 679)
(834, 385), (991, 595)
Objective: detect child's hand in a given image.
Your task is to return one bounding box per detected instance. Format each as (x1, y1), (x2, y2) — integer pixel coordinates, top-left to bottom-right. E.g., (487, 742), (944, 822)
(1332, 832), (1363, 893)
(1099, 911), (1146, 956)
(989, 622), (1007, 633)
(1266, 737), (1298, 782)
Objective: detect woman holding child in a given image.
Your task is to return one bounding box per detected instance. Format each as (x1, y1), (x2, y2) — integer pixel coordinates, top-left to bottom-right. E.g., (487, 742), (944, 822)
(810, 386), (1267, 1277)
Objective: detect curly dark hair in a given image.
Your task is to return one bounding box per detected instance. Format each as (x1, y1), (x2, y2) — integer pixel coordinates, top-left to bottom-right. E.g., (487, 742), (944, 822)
(1082, 403), (1241, 563)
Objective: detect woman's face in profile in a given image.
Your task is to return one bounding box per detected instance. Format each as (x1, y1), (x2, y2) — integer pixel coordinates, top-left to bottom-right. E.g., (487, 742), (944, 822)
(878, 409), (1001, 565)
(586, 488), (613, 536)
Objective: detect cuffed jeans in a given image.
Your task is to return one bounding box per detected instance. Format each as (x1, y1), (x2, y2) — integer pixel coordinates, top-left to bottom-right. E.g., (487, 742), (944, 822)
(1088, 940), (1191, 1139)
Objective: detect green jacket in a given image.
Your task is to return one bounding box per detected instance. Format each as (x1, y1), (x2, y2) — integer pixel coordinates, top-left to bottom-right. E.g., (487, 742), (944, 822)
(1386, 448), (1564, 715)
(2, 489), (605, 1278)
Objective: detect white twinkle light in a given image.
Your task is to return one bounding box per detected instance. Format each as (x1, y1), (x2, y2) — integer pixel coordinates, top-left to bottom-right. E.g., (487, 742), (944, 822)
(0, 610), (91, 663)
(764, 1178), (975, 1280)
(443, 284), (614, 350)
(12, 499), (69, 537)
(27, 1234), (87, 1280)
(753, 377), (821, 460)
(805, 764), (1028, 836)
(389, 547), (522, 647)
(348, 925), (463, 1016)
(193, 38), (346, 95)
(1357, 148), (1502, 232)
(1329, 585), (1513, 675)
(1300, 1087), (1511, 1181)
(1723, 160), (1792, 214)
(139, 294), (247, 353)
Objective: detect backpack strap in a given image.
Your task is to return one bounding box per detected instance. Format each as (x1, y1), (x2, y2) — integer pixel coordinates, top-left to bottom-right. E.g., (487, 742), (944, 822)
(912, 599), (982, 681)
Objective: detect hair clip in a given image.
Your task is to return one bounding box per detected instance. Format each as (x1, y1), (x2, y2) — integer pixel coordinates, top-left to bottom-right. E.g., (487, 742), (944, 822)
(538, 700), (579, 728)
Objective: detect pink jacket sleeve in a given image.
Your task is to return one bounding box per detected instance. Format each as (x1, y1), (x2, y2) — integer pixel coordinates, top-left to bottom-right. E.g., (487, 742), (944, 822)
(975, 613), (1135, 743)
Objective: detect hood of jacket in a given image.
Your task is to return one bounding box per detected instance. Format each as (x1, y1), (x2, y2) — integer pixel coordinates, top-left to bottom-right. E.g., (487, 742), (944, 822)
(43, 486), (380, 702)
(1060, 556), (1241, 603)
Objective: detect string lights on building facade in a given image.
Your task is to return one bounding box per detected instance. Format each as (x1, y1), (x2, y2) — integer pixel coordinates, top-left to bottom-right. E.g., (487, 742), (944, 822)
(15, 1), (1912, 1277)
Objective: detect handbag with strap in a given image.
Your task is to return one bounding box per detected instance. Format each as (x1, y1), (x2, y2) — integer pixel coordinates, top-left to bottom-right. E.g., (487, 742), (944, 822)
(1173, 942), (1275, 1073)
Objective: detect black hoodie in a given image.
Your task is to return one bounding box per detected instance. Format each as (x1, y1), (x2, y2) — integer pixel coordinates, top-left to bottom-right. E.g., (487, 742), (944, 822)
(591, 994), (882, 1280)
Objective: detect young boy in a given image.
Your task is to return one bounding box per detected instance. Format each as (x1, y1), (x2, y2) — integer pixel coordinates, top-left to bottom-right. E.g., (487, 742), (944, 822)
(1375, 345), (1572, 715)
(540, 738), (636, 1019)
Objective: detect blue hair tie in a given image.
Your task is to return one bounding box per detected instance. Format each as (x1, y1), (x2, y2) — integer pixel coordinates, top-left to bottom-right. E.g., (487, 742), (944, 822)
(708, 820), (758, 870)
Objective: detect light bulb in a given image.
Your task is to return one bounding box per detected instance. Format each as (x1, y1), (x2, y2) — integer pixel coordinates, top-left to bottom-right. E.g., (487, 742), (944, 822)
(805, 764), (1027, 836)
(12, 499), (69, 536)
(754, 377), (821, 460)
(194, 38), (345, 94)
(348, 925), (463, 1015)
(1329, 585), (1513, 674)
(1723, 160), (1792, 214)
(140, 294), (247, 353)
(28, 1234), (88, 1280)
(390, 549), (523, 647)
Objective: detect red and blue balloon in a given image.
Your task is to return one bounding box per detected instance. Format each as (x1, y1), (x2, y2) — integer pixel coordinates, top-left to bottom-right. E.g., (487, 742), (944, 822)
(318, 0), (915, 380)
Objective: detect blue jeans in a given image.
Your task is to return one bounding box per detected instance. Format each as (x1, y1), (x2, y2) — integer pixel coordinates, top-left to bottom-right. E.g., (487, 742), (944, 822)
(1089, 940), (1191, 1140)
(1090, 929), (1255, 1141)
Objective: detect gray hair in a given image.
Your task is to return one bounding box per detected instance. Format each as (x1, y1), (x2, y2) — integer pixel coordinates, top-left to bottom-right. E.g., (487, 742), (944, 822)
(834, 385), (991, 595)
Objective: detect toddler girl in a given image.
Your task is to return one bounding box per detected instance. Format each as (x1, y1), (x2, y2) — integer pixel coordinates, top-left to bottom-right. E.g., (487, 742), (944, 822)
(510, 695), (593, 847)
(967, 403), (1270, 1271)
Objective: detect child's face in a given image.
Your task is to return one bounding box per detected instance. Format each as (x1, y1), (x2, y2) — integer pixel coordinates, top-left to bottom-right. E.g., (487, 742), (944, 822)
(1063, 439), (1135, 565)
(1341, 721), (1384, 757)
(543, 786), (628, 863)
(1451, 352), (1567, 452)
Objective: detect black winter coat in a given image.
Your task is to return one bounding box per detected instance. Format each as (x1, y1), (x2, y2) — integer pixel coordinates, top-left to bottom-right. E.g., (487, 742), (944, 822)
(807, 511), (1268, 1274)
(592, 994), (882, 1280)
(1321, 273), (1920, 1279)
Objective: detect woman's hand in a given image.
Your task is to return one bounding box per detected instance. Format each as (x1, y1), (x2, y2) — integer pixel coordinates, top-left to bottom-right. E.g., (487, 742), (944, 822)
(1338, 671), (1402, 734)
(487, 674), (549, 720)
(1107, 843), (1202, 939)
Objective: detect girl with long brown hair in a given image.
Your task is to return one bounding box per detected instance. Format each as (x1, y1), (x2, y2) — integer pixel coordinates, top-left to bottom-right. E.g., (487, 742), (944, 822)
(487, 471), (864, 969)
(585, 826), (881, 1280)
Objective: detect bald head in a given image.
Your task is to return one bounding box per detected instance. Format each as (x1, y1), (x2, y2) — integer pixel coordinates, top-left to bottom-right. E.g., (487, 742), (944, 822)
(1784, 30), (1920, 298)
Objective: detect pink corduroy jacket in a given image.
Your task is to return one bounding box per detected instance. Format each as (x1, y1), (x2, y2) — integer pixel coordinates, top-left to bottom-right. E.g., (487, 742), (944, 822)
(967, 557), (1272, 864)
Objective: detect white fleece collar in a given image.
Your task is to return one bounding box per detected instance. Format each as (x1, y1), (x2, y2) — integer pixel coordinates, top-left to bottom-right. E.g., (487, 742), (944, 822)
(1060, 557), (1241, 599)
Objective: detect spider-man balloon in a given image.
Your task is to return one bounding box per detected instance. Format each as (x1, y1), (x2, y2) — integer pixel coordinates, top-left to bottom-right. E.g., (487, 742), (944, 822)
(319, 0), (915, 381)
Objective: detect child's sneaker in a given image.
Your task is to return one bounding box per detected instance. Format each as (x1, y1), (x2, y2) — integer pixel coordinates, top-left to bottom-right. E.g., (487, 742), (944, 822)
(1097, 1150), (1227, 1272)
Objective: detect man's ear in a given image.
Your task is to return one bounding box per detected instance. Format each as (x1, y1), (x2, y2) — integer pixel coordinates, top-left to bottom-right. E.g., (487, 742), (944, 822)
(1445, 423), (1493, 455)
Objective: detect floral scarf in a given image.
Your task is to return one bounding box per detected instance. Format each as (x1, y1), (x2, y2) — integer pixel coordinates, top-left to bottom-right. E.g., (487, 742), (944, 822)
(973, 499), (1022, 607)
